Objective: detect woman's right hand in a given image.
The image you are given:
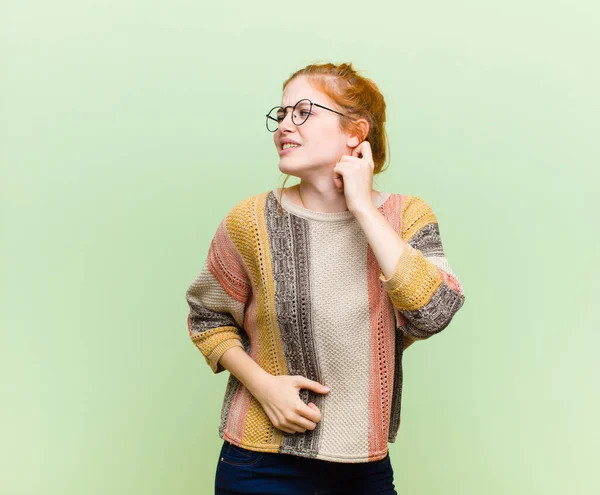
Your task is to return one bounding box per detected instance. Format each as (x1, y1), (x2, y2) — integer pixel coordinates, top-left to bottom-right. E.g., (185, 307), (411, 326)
(252, 374), (330, 434)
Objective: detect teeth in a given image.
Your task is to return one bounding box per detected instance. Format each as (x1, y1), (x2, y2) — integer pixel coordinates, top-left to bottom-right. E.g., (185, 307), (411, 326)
(282, 143), (300, 150)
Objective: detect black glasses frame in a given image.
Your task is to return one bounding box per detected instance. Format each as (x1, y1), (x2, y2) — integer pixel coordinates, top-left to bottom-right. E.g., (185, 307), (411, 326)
(265, 98), (350, 132)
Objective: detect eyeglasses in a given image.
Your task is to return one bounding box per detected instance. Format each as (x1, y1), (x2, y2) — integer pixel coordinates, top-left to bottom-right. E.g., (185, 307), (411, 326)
(265, 98), (350, 132)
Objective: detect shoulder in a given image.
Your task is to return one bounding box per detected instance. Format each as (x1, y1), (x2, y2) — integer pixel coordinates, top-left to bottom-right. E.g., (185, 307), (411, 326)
(400, 194), (437, 218)
(223, 190), (271, 223)
(387, 193), (438, 239)
(385, 192), (436, 216)
(219, 190), (272, 241)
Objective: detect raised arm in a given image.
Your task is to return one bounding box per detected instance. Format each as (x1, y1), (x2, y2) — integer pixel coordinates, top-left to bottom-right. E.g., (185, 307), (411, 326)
(354, 195), (466, 341)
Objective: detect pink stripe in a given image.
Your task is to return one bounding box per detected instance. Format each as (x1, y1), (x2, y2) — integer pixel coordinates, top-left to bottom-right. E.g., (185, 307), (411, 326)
(208, 221), (249, 303)
(437, 266), (463, 295)
(366, 194), (403, 457)
(222, 277), (259, 444)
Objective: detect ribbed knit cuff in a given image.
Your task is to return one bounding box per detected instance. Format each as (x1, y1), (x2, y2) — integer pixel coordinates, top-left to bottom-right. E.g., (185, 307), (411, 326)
(206, 338), (244, 374)
(379, 245), (419, 285)
(379, 245), (441, 311)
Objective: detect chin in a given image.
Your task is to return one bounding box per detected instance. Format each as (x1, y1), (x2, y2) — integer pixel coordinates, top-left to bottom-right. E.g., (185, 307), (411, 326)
(278, 156), (322, 172)
(277, 160), (303, 175)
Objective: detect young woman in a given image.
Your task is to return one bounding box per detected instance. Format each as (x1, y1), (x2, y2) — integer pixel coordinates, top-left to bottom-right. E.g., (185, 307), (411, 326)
(185, 62), (466, 494)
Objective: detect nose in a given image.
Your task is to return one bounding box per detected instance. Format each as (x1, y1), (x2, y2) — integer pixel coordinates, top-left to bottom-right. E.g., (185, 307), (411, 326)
(277, 108), (296, 133)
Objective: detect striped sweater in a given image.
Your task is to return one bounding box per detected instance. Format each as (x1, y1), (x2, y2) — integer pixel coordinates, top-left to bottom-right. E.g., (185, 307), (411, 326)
(185, 187), (465, 463)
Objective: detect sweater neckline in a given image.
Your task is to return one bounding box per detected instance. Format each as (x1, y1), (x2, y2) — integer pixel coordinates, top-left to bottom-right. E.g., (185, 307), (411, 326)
(271, 187), (392, 222)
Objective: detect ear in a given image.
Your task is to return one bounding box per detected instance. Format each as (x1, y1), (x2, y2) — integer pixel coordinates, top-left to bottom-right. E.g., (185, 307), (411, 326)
(345, 118), (370, 148)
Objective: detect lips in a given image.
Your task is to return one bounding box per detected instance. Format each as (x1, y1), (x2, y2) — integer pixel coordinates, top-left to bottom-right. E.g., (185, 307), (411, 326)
(280, 138), (301, 148)
(279, 144), (301, 156)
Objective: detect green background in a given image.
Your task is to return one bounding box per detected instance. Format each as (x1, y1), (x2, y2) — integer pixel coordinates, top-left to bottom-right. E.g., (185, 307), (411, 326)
(2, 1), (598, 493)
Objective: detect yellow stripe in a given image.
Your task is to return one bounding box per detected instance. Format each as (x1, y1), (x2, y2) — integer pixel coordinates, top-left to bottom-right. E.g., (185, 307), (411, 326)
(225, 192), (285, 448)
(401, 195), (438, 241)
(391, 195), (442, 310)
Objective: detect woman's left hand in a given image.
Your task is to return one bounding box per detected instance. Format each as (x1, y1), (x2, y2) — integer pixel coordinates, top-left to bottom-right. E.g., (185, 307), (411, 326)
(332, 141), (376, 213)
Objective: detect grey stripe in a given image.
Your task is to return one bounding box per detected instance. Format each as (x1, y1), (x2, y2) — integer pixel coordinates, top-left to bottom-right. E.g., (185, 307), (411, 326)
(409, 222), (444, 256)
(265, 192), (324, 457)
(188, 302), (238, 334)
(219, 372), (242, 438)
(388, 333), (404, 442)
(402, 285), (465, 338)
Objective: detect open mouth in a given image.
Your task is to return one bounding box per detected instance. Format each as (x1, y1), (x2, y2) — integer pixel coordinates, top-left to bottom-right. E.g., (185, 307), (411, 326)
(280, 144), (301, 155)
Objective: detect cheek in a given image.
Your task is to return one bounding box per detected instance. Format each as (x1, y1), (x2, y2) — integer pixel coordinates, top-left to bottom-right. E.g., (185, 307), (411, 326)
(310, 128), (343, 154)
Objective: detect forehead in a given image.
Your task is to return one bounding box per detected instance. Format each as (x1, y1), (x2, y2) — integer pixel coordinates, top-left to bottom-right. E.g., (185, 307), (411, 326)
(281, 76), (331, 107)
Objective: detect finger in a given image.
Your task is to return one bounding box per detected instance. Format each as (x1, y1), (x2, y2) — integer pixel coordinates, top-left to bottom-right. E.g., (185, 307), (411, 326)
(280, 417), (304, 433)
(282, 413), (317, 431)
(351, 142), (366, 158)
(332, 168), (344, 191)
(352, 141), (373, 163)
(297, 377), (330, 394)
(290, 413), (318, 431)
(301, 403), (322, 423)
(333, 176), (343, 191)
(276, 415), (298, 434)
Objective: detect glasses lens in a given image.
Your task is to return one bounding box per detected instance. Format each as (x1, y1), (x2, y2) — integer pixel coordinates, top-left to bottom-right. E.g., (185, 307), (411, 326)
(292, 99), (312, 126)
(266, 106), (285, 132)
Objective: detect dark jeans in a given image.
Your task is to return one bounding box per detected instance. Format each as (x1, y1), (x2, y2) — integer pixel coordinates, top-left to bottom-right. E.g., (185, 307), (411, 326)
(215, 440), (398, 495)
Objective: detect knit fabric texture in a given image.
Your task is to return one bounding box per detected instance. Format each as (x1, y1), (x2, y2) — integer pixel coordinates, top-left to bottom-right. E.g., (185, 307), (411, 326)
(185, 188), (466, 463)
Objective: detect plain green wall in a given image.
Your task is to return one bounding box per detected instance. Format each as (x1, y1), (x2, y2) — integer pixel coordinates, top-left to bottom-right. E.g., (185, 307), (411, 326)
(1, 1), (598, 494)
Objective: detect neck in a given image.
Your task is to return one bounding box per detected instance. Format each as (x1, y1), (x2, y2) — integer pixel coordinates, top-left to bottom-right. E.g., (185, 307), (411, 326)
(293, 183), (383, 212)
(294, 183), (350, 213)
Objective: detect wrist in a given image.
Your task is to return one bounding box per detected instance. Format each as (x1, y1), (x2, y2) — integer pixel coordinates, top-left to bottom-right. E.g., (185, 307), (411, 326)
(350, 202), (379, 221)
(245, 368), (273, 399)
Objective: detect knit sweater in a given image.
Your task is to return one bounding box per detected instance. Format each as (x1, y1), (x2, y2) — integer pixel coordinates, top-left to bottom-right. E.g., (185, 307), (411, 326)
(185, 187), (465, 463)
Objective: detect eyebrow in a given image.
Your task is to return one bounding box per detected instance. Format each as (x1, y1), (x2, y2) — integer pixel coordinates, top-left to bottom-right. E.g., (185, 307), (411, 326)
(280, 100), (315, 108)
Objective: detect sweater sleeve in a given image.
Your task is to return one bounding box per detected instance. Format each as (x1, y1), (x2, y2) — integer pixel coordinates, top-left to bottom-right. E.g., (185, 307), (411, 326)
(185, 216), (251, 374)
(379, 195), (465, 340)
